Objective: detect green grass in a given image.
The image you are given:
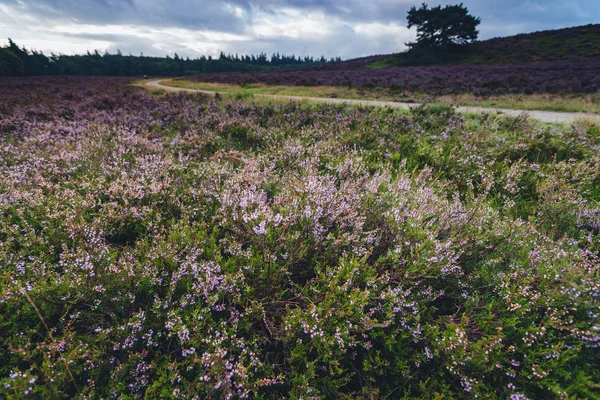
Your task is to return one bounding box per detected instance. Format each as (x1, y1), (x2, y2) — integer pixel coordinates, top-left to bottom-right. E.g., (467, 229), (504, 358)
(158, 79), (600, 114)
(164, 79), (371, 100)
(368, 58), (396, 69)
(437, 92), (600, 114)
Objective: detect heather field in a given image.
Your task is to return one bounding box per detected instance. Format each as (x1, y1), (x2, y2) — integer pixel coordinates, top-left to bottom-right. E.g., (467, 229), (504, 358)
(1, 77), (600, 399)
(186, 60), (600, 97)
(182, 26), (600, 104)
(174, 26), (600, 114)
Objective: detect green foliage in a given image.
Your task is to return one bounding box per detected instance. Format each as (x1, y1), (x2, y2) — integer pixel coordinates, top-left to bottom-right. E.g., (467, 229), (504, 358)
(0, 79), (599, 398)
(0, 47), (24, 76)
(0, 39), (335, 77)
(406, 3), (481, 49)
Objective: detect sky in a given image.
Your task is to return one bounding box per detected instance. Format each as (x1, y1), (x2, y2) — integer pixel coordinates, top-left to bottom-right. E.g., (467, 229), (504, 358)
(0, 0), (598, 60)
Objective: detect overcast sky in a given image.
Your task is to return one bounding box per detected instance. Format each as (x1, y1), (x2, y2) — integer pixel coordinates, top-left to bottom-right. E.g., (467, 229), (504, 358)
(1, 0), (598, 59)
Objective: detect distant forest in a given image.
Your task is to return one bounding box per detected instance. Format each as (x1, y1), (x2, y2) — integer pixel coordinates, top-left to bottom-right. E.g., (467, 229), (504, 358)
(0, 39), (341, 77)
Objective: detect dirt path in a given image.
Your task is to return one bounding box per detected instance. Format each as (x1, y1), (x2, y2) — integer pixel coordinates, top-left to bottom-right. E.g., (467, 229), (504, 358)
(145, 79), (600, 124)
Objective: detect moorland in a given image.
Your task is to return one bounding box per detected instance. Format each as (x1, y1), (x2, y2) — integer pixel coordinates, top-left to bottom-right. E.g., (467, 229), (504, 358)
(169, 25), (600, 113)
(0, 76), (599, 399)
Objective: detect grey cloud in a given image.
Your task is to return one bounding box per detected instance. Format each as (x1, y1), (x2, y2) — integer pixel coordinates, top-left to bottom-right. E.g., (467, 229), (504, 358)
(222, 22), (409, 59)
(1, 0), (599, 59)
(0, 0), (250, 32)
(2, 0), (599, 33)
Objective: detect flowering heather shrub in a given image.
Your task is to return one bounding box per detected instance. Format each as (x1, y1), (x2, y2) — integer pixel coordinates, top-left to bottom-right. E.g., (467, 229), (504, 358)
(187, 25), (600, 96)
(1, 77), (599, 399)
(467, 24), (600, 64)
(187, 60), (600, 96)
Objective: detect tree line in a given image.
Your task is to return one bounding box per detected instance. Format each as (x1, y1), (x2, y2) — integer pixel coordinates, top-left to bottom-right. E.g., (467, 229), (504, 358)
(0, 39), (341, 77)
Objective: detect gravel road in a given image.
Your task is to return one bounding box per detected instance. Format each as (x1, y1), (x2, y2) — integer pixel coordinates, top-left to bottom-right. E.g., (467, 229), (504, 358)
(145, 79), (600, 124)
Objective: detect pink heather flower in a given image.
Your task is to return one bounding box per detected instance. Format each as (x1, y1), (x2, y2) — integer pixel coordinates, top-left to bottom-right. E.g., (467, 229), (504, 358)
(510, 394), (529, 400)
(253, 220), (267, 235)
(425, 347), (433, 359)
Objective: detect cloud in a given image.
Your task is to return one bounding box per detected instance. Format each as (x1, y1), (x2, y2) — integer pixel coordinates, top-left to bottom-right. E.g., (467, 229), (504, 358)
(0, 0), (599, 59)
(0, 0), (250, 32)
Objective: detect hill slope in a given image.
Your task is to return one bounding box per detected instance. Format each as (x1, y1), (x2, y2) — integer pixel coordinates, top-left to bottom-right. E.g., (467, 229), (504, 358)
(371, 24), (600, 67)
(184, 24), (600, 98)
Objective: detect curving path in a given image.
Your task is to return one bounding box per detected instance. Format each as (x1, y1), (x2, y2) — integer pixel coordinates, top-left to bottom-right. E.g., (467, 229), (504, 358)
(145, 79), (600, 124)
